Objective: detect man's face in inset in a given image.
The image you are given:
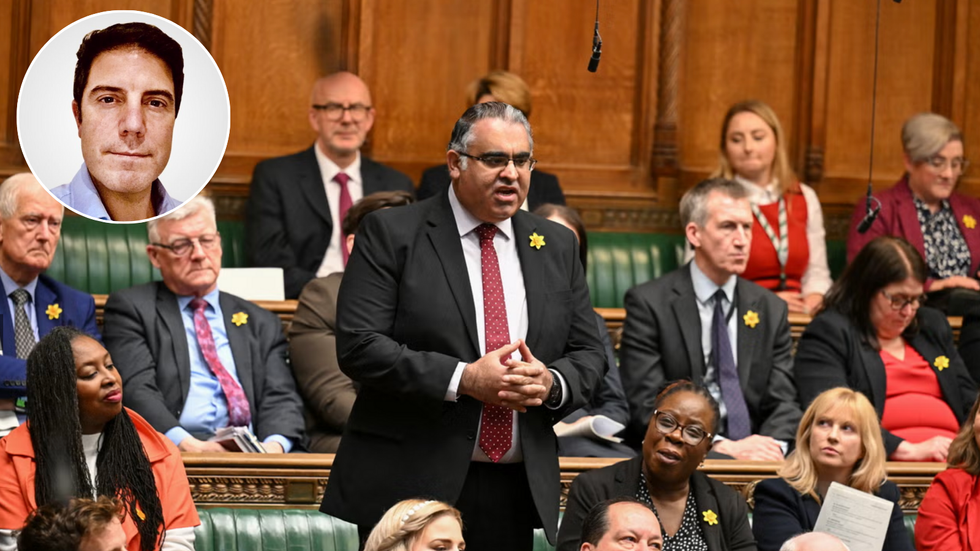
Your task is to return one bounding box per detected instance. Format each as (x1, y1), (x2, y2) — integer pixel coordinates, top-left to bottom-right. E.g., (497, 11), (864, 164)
(73, 46), (176, 196)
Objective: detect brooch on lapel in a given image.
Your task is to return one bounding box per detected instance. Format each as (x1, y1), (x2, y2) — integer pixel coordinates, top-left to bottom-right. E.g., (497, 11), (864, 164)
(935, 356), (950, 371)
(529, 232), (546, 250)
(964, 215), (977, 229)
(702, 509), (718, 525)
(231, 312), (249, 326)
(743, 310), (760, 328)
(45, 304), (62, 320)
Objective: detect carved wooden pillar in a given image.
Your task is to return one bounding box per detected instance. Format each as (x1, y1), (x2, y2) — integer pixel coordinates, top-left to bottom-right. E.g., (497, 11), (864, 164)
(192, 0), (214, 51)
(651, 0), (685, 177)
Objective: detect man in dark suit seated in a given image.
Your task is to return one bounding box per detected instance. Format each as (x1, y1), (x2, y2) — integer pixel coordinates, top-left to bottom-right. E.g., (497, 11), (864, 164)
(0, 173), (100, 437)
(620, 178), (802, 460)
(418, 71), (565, 210)
(245, 71), (414, 298)
(320, 102), (604, 550)
(103, 197), (305, 453)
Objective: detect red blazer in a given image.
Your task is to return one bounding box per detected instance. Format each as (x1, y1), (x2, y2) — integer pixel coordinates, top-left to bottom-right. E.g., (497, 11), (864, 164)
(847, 175), (980, 290)
(916, 467), (980, 551)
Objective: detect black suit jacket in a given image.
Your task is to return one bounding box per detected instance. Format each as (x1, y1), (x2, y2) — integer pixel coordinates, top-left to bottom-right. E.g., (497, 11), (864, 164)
(620, 264), (801, 444)
(319, 191), (605, 544)
(557, 456), (756, 551)
(103, 282), (305, 444)
(795, 306), (975, 455)
(752, 477), (912, 551)
(245, 146), (414, 298)
(956, 309), (980, 383)
(417, 164), (565, 210)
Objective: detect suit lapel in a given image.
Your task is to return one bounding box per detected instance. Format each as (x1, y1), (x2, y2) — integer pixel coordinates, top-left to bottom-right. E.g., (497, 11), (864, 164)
(909, 330), (962, 418)
(735, 279), (758, 388)
(896, 178), (927, 255)
(34, 278), (57, 336)
(691, 473), (723, 550)
(513, 212), (544, 348)
(156, 285), (193, 401)
(361, 157), (384, 195)
(426, 194), (480, 356)
(672, 266), (706, 382)
(858, 339), (888, 413)
(0, 293), (11, 357)
(299, 146), (332, 226)
(220, 293), (255, 407)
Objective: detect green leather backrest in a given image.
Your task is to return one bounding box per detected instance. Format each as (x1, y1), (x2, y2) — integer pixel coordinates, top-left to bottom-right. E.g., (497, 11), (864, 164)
(587, 233), (686, 309)
(195, 508), (361, 551)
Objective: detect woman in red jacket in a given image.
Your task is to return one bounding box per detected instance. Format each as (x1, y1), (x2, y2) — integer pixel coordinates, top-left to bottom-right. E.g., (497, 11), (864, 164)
(917, 392), (980, 550)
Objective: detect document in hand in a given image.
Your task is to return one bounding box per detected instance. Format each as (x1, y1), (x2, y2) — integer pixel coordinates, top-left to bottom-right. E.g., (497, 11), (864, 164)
(209, 426), (268, 453)
(812, 482), (894, 551)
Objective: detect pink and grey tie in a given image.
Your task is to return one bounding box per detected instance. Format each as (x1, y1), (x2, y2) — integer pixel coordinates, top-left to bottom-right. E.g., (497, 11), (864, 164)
(335, 172), (353, 266)
(475, 223), (513, 462)
(190, 298), (251, 427)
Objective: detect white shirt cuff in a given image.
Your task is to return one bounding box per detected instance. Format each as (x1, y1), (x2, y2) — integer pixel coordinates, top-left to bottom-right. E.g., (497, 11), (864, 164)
(446, 361), (468, 401)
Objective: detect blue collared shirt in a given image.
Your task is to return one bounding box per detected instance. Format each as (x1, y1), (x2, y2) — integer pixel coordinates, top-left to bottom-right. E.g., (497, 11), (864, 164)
(0, 268), (39, 344)
(52, 163), (182, 221)
(164, 288), (292, 452)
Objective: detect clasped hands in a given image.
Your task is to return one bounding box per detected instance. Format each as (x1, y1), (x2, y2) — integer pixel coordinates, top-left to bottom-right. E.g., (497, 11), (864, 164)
(458, 339), (552, 412)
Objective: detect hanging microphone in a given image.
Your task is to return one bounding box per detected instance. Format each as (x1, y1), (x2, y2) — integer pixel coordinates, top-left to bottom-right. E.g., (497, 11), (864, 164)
(857, 0), (888, 234)
(588, 0), (601, 73)
(857, 190), (882, 233)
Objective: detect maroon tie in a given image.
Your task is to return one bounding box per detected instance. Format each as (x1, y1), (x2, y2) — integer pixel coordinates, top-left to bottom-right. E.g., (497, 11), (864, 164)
(335, 172), (353, 266)
(475, 223), (513, 462)
(190, 299), (251, 427)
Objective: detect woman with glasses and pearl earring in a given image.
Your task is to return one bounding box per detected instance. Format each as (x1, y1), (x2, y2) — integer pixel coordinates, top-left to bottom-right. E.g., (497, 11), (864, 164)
(847, 113), (980, 313)
(556, 381), (756, 551)
(795, 236), (976, 462)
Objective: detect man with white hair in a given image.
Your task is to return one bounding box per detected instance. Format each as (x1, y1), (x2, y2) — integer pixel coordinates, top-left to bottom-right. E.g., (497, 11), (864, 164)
(0, 173), (99, 436)
(102, 196), (305, 452)
(780, 532), (851, 551)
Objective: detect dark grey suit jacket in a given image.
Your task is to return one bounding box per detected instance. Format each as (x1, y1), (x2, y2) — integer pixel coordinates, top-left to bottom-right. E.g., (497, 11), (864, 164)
(620, 264), (801, 444)
(319, 191), (605, 544)
(103, 282), (305, 445)
(557, 456), (757, 551)
(245, 146), (414, 298)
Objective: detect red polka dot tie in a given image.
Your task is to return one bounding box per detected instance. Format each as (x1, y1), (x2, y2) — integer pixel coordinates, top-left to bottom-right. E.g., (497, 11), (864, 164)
(335, 172), (353, 266)
(190, 299), (251, 427)
(475, 223), (513, 462)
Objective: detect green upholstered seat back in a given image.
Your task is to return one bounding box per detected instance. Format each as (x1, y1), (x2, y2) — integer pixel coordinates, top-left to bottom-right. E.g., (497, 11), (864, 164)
(586, 232), (686, 308)
(194, 508), (360, 551)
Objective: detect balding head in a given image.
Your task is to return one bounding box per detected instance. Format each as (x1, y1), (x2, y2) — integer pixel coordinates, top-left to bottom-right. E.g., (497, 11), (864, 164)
(780, 532), (850, 551)
(0, 173), (64, 284)
(308, 72), (375, 168)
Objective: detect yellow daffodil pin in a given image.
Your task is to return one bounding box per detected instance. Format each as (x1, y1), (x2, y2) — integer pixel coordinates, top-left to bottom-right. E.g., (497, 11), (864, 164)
(702, 509), (718, 525)
(231, 312), (249, 327)
(529, 232), (546, 250)
(935, 356), (950, 371)
(743, 310), (760, 328)
(46, 304), (62, 320)
(964, 215), (977, 229)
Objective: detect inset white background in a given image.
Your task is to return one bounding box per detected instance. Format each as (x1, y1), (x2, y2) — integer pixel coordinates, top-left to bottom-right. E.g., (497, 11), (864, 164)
(17, 10), (230, 213)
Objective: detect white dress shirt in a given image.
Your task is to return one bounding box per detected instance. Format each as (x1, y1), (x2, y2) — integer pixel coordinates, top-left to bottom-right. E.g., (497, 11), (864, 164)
(314, 143), (364, 277)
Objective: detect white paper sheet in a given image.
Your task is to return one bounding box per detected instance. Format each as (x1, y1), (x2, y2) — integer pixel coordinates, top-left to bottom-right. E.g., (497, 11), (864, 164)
(812, 481), (894, 551)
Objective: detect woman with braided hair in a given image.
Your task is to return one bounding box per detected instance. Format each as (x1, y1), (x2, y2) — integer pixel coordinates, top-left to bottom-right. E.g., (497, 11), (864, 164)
(0, 326), (199, 550)
(364, 499), (465, 551)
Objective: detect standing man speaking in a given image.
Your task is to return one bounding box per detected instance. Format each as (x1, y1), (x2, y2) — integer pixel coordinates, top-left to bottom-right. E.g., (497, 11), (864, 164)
(320, 102), (604, 550)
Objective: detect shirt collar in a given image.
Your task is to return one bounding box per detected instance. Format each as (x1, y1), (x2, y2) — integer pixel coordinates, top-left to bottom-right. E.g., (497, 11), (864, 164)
(67, 163), (177, 220)
(0, 265), (38, 303)
(176, 287), (222, 313)
(913, 194), (951, 216)
(733, 174), (779, 203)
(690, 260), (736, 306)
(314, 142), (362, 186)
(447, 183), (513, 241)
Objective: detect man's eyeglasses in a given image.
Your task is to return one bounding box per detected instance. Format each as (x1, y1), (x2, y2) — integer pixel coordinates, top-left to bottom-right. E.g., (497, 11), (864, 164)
(311, 103), (372, 122)
(652, 410), (712, 446)
(151, 233), (221, 257)
(924, 155), (969, 174)
(457, 152), (537, 172)
(880, 289), (926, 311)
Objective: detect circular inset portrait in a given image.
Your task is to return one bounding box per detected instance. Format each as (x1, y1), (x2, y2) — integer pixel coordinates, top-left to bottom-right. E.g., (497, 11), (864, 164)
(17, 10), (230, 222)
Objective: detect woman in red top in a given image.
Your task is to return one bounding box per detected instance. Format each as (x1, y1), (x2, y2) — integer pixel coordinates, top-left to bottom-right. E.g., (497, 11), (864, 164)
(916, 393), (980, 550)
(0, 326), (199, 551)
(710, 100), (831, 314)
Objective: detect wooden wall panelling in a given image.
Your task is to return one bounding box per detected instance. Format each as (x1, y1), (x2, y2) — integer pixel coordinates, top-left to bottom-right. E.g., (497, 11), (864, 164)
(953, 0), (980, 198)
(0, 0), (28, 168)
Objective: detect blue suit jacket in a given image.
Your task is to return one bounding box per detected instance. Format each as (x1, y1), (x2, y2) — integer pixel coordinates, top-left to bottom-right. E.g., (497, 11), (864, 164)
(0, 274), (99, 396)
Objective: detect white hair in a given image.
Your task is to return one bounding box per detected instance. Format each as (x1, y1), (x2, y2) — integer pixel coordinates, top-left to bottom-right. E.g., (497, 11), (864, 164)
(779, 532), (851, 551)
(147, 196), (215, 242)
(0, 173), (63, 219)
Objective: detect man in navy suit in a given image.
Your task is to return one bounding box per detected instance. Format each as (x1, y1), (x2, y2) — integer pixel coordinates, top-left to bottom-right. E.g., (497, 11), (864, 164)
(0, 173), (99, 435)
(245, 72), (414, 299)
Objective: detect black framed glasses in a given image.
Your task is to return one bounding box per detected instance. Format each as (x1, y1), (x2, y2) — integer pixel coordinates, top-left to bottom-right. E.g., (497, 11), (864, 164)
(880, 289), (926, 311)
(311, 103), (372, 122)
(151, 233), (221, 257)
(652, 410), (712, 446)
(458, 152), (537, 172)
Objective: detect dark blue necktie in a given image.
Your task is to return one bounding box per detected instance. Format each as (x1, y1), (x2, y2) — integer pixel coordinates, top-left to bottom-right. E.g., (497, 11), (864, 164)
(712, 289), (751, 440)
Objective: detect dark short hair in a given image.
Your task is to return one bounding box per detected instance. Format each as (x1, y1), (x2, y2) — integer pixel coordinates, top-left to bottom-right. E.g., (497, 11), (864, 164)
(342, 190), (415, 236)
(579, 497), (656, 547)
(679, 177), (749, 228)
(533, 203), (588, 271)
(447, 101), (533, 155)
(73, 22), (184, 121)
(654, 380), (721, 435)
(16, 496), (123, 551)
(820, 236), (927, 347)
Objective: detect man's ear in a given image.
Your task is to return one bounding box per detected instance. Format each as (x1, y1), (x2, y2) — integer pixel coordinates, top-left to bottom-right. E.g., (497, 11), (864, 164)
(72, 101), (82, 134)
(580, 543), (595, 551)
(447, 150), (464, 181)
(685, 222), (701, 249)
(146, 245), (162, 269)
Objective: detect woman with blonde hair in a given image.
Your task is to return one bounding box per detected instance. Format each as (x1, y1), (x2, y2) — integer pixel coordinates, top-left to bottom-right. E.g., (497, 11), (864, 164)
(752, 388), (911, 551)
(364, 499), (465, 551)
(710, 100), (831, 314)
(916, 392), (980, 550)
